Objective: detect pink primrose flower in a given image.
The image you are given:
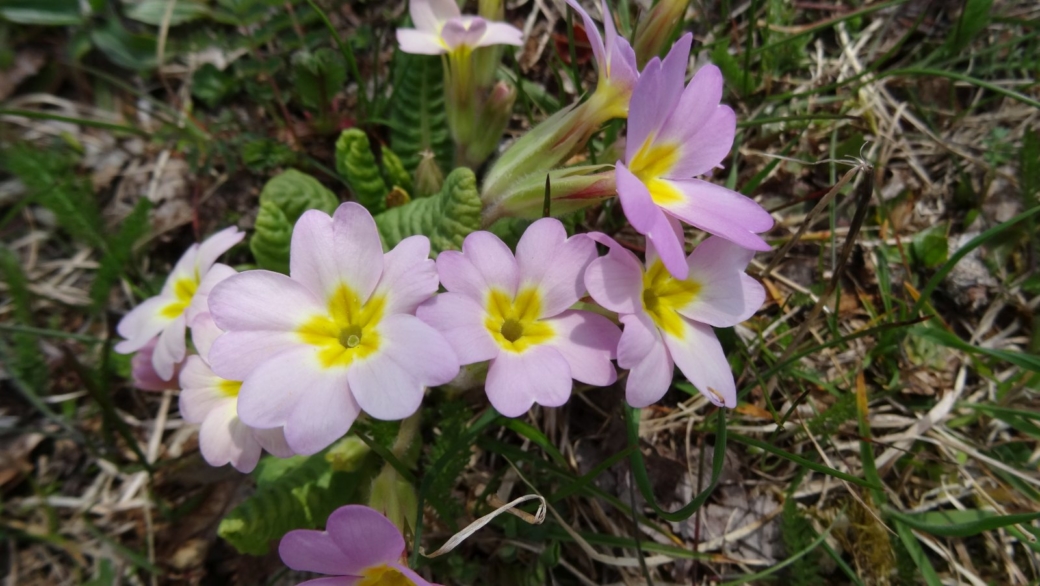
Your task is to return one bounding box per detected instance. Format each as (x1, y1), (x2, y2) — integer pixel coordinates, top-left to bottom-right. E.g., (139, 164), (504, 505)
(206, 203), (459, 456)
(279, 505), (438, 586)
(417, 218), (620, 417)
(397, 0), (522, 55)
(115, 227), (244, 381)
(584, 233), (765, 408)
(565, 0), (638, 108)
(179, 312), (292, 473)
(130, 336), (183, 391)
(616, 37), (773, 279)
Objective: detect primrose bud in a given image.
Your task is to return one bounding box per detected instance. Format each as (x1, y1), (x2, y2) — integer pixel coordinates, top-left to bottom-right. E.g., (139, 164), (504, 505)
(483, 165), (616, 224)
(414, 151), (445, 198)
(368, 465), (418, 536)
(633, 0), (690, 67)
(463, 81), (517, 168)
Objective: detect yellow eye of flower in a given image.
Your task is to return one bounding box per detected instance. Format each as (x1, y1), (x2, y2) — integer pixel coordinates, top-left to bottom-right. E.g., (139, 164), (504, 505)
(641, 260), (701, 336)
(484, 288), (554, 353)
(297, 283), (385, 369)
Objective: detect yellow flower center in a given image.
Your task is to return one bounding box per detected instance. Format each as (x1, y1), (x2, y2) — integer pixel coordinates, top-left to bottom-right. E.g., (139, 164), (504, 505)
(297, 284), (384, 369)
(484, 288), (554, 353)
(641, 260), (701, 337)
(358, 564), (414, 586)
(218, 379), (242, 398)
(628, 136), (684, 206)
(160, 276), (199, 319)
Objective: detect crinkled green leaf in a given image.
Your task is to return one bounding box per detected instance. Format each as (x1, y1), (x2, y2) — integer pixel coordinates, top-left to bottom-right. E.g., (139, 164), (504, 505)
(374, 167), (480, 255)
(389, 52), (452, 174)
(381, 145), (413, 194)
(249, 169), (339, 273)
(335, 129), (388, 214)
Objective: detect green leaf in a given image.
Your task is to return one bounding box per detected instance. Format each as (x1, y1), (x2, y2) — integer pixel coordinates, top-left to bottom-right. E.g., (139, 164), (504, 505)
(191, 63), (238, 108)
(389, 52), (452, 174)
(123, 0), (210, 25)
(292, 47), (346, 112)
(710, 42), (755, 97)
(241, 138), (297, 172)
(249, 169), (340, 273)
(335, 129), (389, 214)
(730, 433), (883, 490)
(943, 0), (992, 55)
(893, 521), (943, 586)
(218, 448), (369, 555)
(910, 324), (1040, 373)
(374, 167), (481, 255)
(887, 507), (1040, 539)
(0, 246), (47, 393)
(90, 21), (159, 70)
(90, 198), (151, 312)
(380, 145), (413, 194)
(0, 0), (84, 25)
(910, 223), (948, 268)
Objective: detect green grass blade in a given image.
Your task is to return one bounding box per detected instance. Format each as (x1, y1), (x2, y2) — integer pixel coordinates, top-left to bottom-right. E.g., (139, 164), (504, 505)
(886, 507), (1040, 538)
(730, 433), (882, 490)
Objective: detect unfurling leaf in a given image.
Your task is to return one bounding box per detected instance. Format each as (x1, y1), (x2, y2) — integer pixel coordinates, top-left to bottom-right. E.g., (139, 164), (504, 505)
(389, 52), (453, 174)
(335, 129), (388, 214)
(374, 167), (481, 255)
(249, 169), (339, 273)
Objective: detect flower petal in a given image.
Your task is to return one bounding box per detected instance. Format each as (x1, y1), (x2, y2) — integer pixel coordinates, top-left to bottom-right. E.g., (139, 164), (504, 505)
(676, 236), (765, 327)
(187, 263), (237, 323)
(544, 310), (620, 386)
(209, 270), (324, 333)
(373, 235), (437, 315)
(194, 226), (244, 276)
(666, 106), (736, 178)
(658, 179), (773, 251)
(565, 0), (605, 73)
(583, 242), (644, 315)
(326, 505), (406, 572)
(616, 162), (660, 234)
(199, 402), (262, 473)
(178, 357), (228, 422)
(291, 204), (384, 303)
(397, 28), (447, 55)
(279, 528), (355, 576)
(390, 564), (433, 586)
(409, 0), (459, 33)
(600, 0), (638, 87)
(152, 314), (187, 381)
(253, 426), (295, 458)
(132, 337), (181, 391)
(415, 292), (498, 364)
(164, 243), (200, 293)
(297, 579), (360, 586)
(646, 209), (689, 280)
(624, 34), (690, 161)
(485, 346), (572, 417)
(438, 231), (518, 301)
(662, 319), (736, 407)
(441, 17), (487, 50)
(516, 218), (596, 317)
(477, 21), (524, 47)
(626, 340), (674, 408)
(115, 296), (175, 354)
(207, 330), (301, 382)
(616, 312), (659, 369)
(347, 315), (458, 420)
(188, 312), (223, 362)
(282, 366), (359, 455)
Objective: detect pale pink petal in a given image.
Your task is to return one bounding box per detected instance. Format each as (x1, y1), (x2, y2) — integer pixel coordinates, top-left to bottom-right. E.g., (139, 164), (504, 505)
(186, 263), (236, 323)
(516, 219), (596, 317)
(677, 236), (765, 327)
(115, 296), (175, 354)
(626, 340), (674, 408)
(290, 209), (339, 299)
(194, 226), (244, 276)
(326, 505), (406, 571)
(206, 330), (300, 381)
(131, 337), (181, 391)
(584, 250), (643, 315)
(659, 179), (773, 251)
(599, 0), (638, 87)
(281, 367), (359, 456)
(662, 320), (736, 408)
(410, 0), (459, 33)
(279, 528), (355, 576)
(565, 0), (605, 74)
(477, 21), (524, 47)
(544, 310), (620, 385)
(485, 346), (572, 417)
(199, 402), (263, 472)
(297, 578), (359, 586)
(347, 314), (458, 420)
(235, 347), (341, 429)
(397, 29), (447, 55)
(615, 162), (660, 234)
(178, 357), (229, 422)
(163, 243), (200, 293)
(152, 314), (187, 381)
(188, 312), (223, 362)
(660, 64), (724, 146)
(616, 312), (659, 370)
(332, 203), (385, 302)
(441, 17), (487, 50)
(373, 236), (437, 315)
(209, 270), (324, 333)
(646, 208), (689, 280)
(416, 293), (498, 364)
(667, 106), (736, 178)
(253, 427), (294, 458)
(439, 231), (518, 300)
(624, 34), (690, 160)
